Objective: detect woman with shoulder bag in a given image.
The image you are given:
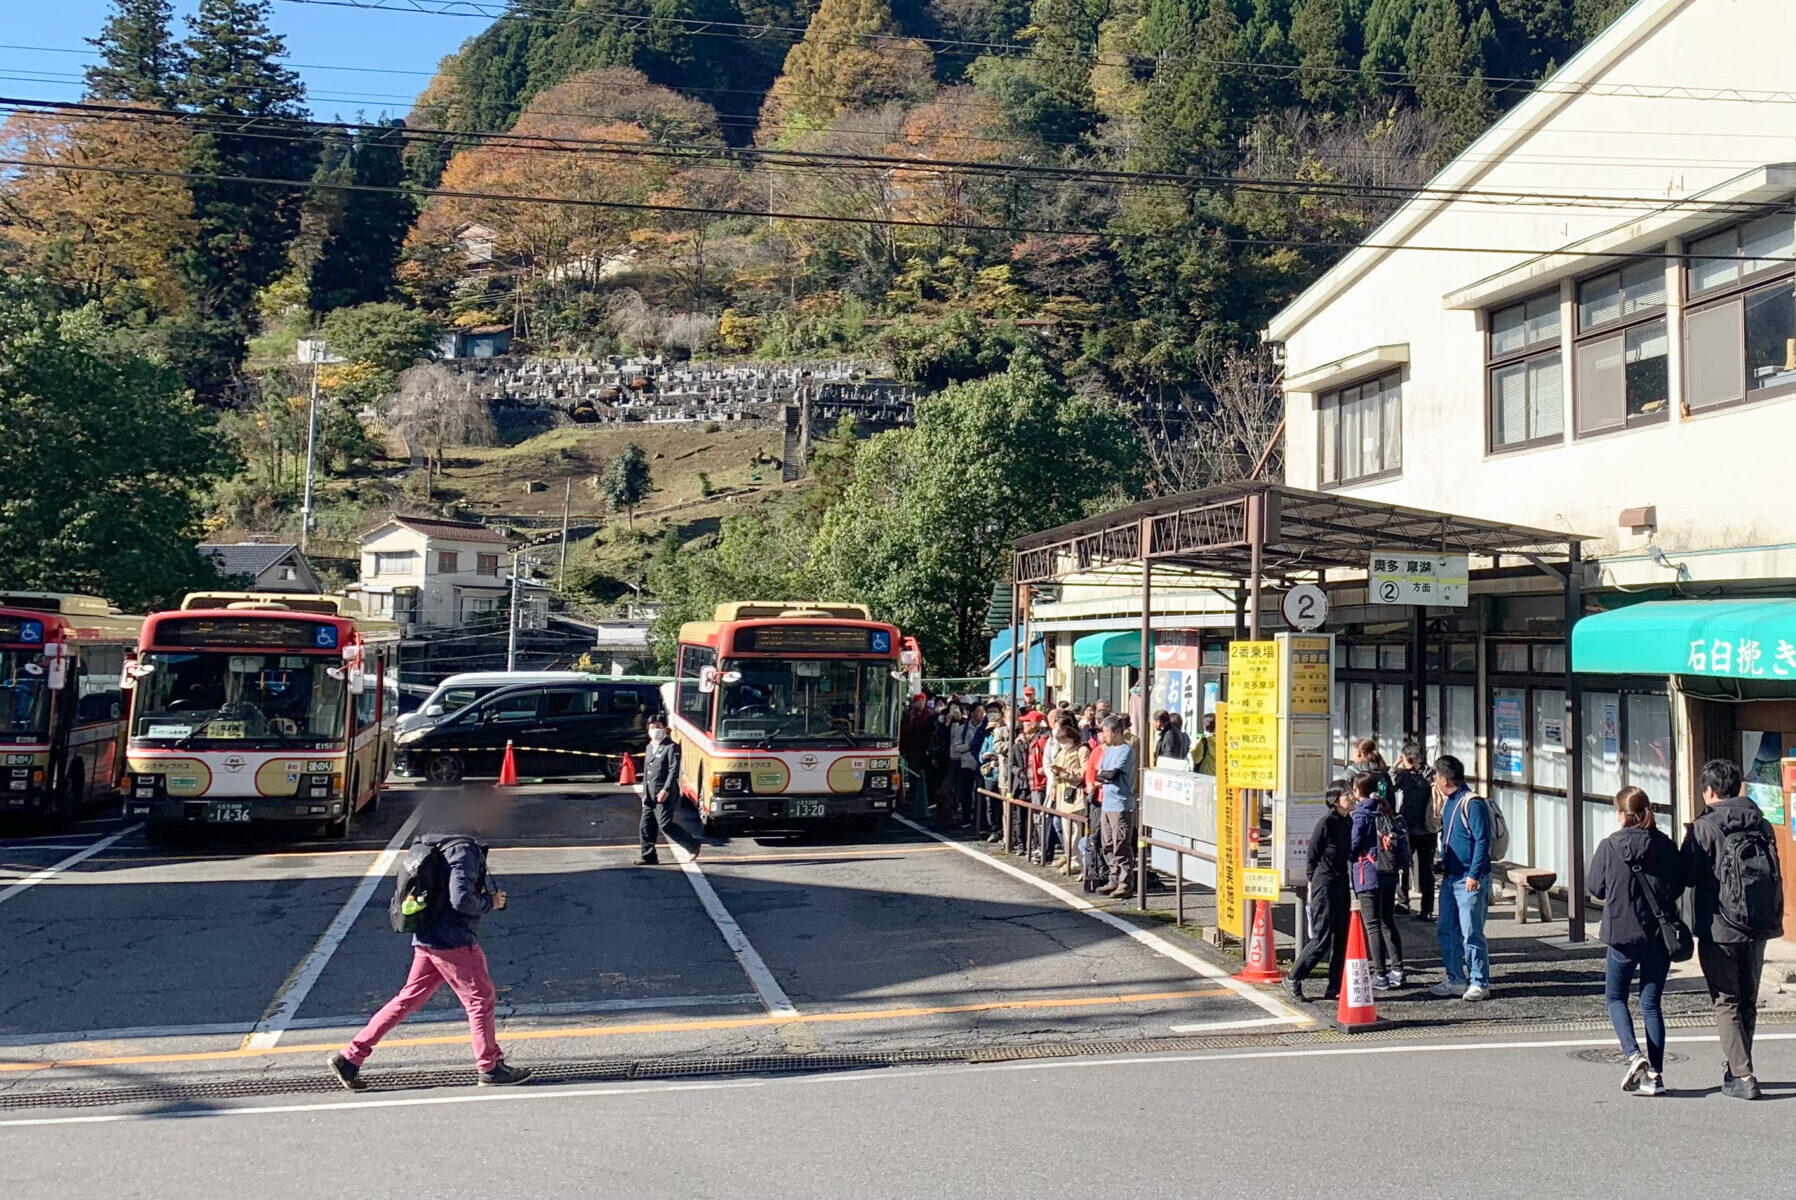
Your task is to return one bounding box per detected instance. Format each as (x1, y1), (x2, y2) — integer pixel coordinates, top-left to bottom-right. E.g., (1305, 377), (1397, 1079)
(1587, 786), (1687, 1096)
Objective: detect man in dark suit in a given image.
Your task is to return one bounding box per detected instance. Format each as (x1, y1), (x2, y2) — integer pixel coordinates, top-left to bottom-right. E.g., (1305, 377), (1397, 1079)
(639, 715), (699, 864)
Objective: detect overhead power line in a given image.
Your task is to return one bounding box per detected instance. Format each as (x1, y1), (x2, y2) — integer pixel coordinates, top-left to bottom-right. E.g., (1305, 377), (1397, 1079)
(6, 94), (1793, 221)
(6, 151), (1794, 266)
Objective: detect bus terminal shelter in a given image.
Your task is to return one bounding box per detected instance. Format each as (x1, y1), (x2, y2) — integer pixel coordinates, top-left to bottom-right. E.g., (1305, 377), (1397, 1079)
(1006, 482), (1596, 939)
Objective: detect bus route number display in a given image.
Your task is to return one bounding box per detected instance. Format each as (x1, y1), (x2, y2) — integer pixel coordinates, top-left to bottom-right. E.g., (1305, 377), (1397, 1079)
(154, 617), (337, 651)
(733, 625), (889, 654)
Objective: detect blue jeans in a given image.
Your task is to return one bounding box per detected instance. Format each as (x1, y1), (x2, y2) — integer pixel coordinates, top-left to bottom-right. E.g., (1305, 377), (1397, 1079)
(1606, 947), (1670, 1072)
(1437, 875), (1490, 988)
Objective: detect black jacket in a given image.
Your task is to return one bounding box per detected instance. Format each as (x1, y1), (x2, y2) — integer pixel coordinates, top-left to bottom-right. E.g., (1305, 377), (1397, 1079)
(1306, 810), (1351, 889)
(1681, 795), (1784, 943)
(643, 737), (680, 801)
(1588, 825), (1683, 956)
(1393, 768), (1432, 835)
(413, 832), (493, 950)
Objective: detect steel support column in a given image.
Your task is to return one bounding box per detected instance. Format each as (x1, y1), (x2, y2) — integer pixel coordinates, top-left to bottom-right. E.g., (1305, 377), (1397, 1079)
(1564, 542), (1586, 942)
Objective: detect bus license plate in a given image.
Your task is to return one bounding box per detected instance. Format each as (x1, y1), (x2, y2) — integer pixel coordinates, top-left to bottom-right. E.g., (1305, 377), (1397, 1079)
(788, 799), (826, 819)
(206, 803), (252, 823)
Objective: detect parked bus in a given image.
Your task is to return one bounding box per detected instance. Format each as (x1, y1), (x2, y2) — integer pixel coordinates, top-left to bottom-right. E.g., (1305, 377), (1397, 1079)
(1, 593), (140, 825)
(668, 602), (903, 836)
(122, 593), (399, 838)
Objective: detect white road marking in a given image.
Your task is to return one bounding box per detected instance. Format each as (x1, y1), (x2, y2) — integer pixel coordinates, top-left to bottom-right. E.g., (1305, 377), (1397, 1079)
(0, 995), (766, 1050)
(1166, 1016), (1299, 1034)
(0, 1080), (764, 1129)
(0, 825), (140, 908)
(667, 841), (798, 1018)
(243, 804), (426, 1049)
(893, 816), (1308, 1027)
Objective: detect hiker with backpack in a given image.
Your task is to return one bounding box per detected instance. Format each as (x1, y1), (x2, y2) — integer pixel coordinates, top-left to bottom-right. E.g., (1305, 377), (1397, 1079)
(1286, 779), (1354, 1003)
(1392, 745), (1435, 919)
(329, 788), (530, 1090)
(1587, 786), (1686, 1097)
(1430, 755), (1493, 1002)
(1349, 773), (1409, 989)
(1681, 758), (1784, 1100)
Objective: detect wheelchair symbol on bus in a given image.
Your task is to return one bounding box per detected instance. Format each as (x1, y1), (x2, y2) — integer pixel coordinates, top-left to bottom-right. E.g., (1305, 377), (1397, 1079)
(870, 631), (890, 653)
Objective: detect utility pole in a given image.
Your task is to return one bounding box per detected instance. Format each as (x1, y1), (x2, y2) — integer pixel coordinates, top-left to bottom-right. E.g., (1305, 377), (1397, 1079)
(300, 361), (319, 553)
(558, 477), (572, 586)
(507, 549), (522, 671)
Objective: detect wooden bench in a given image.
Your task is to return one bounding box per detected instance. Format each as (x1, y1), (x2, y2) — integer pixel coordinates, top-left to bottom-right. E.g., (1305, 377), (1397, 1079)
(1504, 865), (1557, 924)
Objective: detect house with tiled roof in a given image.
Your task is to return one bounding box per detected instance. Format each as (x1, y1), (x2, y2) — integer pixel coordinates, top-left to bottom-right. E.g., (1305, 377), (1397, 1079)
(357, 516), (514, 630)
(197, 542), (322, 593)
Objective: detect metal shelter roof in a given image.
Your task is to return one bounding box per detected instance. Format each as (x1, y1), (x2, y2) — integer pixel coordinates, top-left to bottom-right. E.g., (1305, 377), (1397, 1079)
(1012, 482), (1587, 585)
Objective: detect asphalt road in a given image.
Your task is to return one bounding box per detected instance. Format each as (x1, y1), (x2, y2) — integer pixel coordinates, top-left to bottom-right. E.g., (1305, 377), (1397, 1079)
(0, 783), (1297, 1099)
(6, 1030), (1795, 1199)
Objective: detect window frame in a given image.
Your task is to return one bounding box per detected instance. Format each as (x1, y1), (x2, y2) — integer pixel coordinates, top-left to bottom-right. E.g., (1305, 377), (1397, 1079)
(436, 550), (460, 575)
(371, 551), (414, 577)
(1682, 211), (1796, 416)
(1484, 289), (1565, 454)
(1315, 369), (1402, 490)
(1572, 258), (1671, 438)
(476, 553), (500, 577)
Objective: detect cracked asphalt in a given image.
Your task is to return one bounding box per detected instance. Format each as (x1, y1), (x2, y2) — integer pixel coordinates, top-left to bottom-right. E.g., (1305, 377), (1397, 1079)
(0, 785), (1297, 1101)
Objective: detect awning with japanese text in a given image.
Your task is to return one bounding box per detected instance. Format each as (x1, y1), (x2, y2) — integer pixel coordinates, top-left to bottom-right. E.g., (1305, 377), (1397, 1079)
(1572, 599), (1796, 680)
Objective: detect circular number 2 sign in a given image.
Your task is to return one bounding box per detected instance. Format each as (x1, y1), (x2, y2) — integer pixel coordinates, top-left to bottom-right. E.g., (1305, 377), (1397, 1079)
(1282, 584), (1329, 631)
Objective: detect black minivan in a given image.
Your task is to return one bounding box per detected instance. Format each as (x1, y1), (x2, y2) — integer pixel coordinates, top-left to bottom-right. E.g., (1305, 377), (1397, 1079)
(393, 679), (664, 784)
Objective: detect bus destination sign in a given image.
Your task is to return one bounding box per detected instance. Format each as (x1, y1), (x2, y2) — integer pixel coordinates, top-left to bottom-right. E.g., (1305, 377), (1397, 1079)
(733, 625), (893, 655)
(153, 617), (340, 651)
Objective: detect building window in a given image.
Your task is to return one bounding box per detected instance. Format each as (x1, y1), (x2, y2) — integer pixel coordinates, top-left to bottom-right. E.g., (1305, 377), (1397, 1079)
(437, 550), (460, 574)
(277, 565), (297, 582)
(1573, 259), (1669, 436)
(477, 553), (499, 576)
(371, 551), (414, 577)
(460, 596), (498, 622)
(1486, 290), (1563, 451)
(1317, 370), (1400, 487)
(1684, 213), (1796, 412)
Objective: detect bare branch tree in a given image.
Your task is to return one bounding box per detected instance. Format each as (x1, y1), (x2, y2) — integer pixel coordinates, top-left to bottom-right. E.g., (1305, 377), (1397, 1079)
(384, 363), (495, 498)
(1134, 345), (1284, 496)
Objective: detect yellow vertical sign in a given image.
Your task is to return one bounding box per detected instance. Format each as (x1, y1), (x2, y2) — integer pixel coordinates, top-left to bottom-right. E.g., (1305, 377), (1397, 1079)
(1227, 640), (1279, 789)
(1214, 702), (1243, 938)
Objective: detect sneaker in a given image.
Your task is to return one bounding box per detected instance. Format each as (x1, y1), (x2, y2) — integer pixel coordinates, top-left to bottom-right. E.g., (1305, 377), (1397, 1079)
(1429, 980), (1465, 998)
(1635, 1072), (1665, 1097)
(478, 1061), (533, 1087)
(1721, 1074), (1763, 1100)
(1620, 1052), (1650, 1093)
(1387, 969), (1406, 988)
(326, 1051), (367, 1092)
(985, 834), (1001, 844)
(1284, 974), (1305, 1003)
(1461, 984), (1490, 1002)
(636, 854), (659, 866)
(1370, 973), (1392, 990)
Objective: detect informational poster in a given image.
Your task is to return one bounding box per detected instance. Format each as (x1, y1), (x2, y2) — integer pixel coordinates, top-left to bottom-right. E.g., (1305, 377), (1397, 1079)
(1227, 640), (1279, 788)
(1287, 635), (1332, 716)
(1369, 552), (1469, 607)
(1493, 694), (1524, 776)
(1743, 732), (1786, 825)
(1601, 699), (1621, 771)
(1783, 759), (1796, 835)
(1228, 640), (1279, 714)
(1214, 703), (1243, 938)
(1152, 633), (1203, 735)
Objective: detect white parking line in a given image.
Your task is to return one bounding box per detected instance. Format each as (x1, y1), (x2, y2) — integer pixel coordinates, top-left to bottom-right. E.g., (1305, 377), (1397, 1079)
(243, 804), (426, 1049)
(0, 825), (141, 908)
(893, 816), (1309, 1027)
(667, 842), (798, 1018)
(1167, 1016), (1299, 1034)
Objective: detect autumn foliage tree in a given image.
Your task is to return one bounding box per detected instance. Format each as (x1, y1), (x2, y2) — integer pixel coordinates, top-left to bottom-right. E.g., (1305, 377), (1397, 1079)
(757, 0), (935, 143)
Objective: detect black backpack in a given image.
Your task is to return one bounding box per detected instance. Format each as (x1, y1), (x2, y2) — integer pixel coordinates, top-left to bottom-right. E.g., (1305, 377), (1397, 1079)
(1374, 812), (1411, 874)
(389, 837), (473, 935)
(1717, 817), (1783, 938)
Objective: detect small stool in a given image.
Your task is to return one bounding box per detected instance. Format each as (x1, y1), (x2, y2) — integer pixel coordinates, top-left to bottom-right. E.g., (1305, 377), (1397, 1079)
(1506, 866), (1557, 924)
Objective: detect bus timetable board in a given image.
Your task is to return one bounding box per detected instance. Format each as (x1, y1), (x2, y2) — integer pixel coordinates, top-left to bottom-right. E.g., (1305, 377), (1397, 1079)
(730, 625), (893, 655)
(149, 616), (340, 651)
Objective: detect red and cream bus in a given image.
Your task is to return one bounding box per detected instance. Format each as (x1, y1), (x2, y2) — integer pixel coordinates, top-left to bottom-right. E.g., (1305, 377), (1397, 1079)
(668, 602), (903, 836)
(122, 593), (399, 838)
(1, 593), (140, 825)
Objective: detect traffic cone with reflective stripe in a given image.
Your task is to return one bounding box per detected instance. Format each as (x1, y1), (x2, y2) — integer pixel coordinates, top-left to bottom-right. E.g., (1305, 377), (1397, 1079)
(1234, 899), (1285, 984)
(1334, 909), (1387, 1031)
(497, 740), (519, 788)
(617, 752), (637, 786)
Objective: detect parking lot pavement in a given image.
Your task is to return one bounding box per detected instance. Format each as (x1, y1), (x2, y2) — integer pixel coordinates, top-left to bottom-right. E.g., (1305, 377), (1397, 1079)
(0, 784), (1302, 1099)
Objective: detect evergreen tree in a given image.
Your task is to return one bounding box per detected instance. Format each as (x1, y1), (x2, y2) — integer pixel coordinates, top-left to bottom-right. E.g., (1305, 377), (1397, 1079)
(171, 0), (319, 400)
(85, 0), (183, 103)
(1291, 0), (1362, 111)
(601, 444), (654, 525)
(309, 119), (415, 313)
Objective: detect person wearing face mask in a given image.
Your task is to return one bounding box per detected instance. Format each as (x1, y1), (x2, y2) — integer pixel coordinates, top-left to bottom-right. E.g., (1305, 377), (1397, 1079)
(638, 715), (700, 864)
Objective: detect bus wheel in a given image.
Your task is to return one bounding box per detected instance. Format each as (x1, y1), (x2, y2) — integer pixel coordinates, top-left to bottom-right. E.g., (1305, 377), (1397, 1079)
(52, 762), (84, 830)
(425, 755), (464, 785)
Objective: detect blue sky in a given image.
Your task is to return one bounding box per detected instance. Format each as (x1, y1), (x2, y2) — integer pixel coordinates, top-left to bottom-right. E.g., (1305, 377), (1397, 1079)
(2, 2), (480, 120)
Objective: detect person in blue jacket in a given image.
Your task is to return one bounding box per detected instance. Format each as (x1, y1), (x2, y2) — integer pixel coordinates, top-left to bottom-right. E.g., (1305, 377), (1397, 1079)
(1430, 755), (1491, 1001)
(1349, 773), (1408, 988)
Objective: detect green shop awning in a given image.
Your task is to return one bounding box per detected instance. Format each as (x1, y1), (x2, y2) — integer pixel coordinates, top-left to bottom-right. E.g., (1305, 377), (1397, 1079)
(1073, 630), (1140, 668)
(1573, 599), (1796, 680)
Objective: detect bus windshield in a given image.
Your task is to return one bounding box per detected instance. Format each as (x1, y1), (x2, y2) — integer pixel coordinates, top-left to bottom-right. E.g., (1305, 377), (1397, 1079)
(715, 657), (897, 746)
(0, 649), (51, 739)
(132, 651), (346, 746)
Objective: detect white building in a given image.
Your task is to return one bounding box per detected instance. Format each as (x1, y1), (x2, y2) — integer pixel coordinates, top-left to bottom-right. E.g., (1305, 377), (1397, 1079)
(1266, 0), (1796, 896)
(357, 516), (513, 631)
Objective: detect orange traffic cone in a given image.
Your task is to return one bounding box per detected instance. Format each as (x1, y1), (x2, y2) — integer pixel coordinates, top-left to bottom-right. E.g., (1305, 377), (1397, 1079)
(617, 752), (637, 786)
(1234, 899), (1285, 984)
(497, 740), (519, 788)
(1334, 909), (1387, 1032)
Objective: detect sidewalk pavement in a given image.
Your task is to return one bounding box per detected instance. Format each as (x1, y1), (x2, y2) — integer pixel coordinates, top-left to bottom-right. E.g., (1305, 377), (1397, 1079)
(974, 835), (1796, 1026)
